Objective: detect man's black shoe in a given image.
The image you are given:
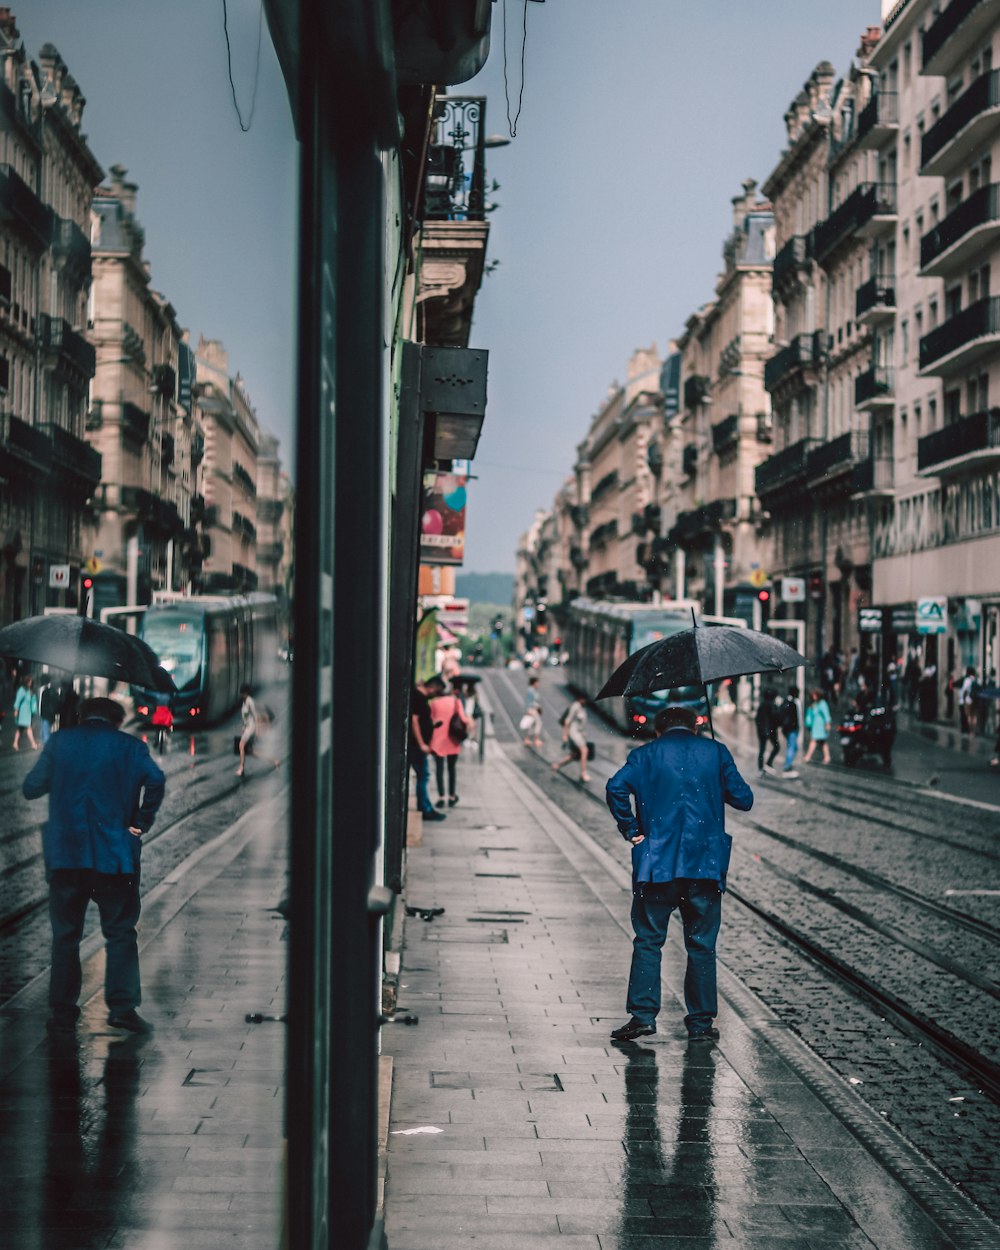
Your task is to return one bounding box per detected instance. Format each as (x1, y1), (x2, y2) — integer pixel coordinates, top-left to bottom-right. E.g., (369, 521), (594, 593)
(610, 1017), (656, 1042)
(687, 1027), (720, 1042)
(107, 1009), (153, 1034)
(423, 809), (447, 822)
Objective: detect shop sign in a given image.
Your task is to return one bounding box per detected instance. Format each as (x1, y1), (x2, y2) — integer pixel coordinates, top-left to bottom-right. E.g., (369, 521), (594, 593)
(890, 606), (916, 632)
(858, 607), (883, 633)
(916, 596), (948, 635)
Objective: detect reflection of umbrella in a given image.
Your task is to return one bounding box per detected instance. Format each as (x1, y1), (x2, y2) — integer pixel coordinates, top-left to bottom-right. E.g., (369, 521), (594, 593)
(0, 615), (175, 693)
(596, 619), (807, 738)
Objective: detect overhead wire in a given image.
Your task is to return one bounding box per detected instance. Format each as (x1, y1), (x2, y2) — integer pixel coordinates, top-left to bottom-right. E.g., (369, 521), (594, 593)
(221, 0), (264, 133)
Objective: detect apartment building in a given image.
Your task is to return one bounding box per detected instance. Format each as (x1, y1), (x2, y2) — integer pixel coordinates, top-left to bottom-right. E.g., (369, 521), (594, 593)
(869, 0), (1000, 687)
(671, 180), (775, 619)
(256, 430), (286, 598)
(0, 19), (102, 622)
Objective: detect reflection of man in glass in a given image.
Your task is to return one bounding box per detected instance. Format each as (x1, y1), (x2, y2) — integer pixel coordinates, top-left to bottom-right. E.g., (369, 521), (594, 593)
(606, 705), (752, 1042)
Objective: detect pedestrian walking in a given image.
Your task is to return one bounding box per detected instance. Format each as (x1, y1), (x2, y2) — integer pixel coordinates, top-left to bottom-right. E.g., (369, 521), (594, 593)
(519, 675), (543, 747)
(918, 662), (939, 722)
(905, 648), (922, 711)
(754, 688), (781, 774)
(430, 679), (471, 807)
(959, 666), (979, 735)
(802, 688), (832, 764)
(606, 704), (753, 1042)
(39, 678), (61, 746)
(13, 674), (38, 751)
(551, 693), (591, 783)
(22, 696), (166, 1034)
(780, 685), (802, 777)
(409, 674), (446, 822)
(235, 684), (280, 776)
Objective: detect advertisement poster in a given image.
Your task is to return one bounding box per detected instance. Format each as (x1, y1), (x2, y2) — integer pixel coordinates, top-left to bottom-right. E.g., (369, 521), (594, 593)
(414, 608), (438, 683)
(420, 470), (467, 565)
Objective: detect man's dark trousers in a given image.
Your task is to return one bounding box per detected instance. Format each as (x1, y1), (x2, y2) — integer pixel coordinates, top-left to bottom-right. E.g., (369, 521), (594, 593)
(48, 869), (141, 1021)
(626, 878), (722, 1035)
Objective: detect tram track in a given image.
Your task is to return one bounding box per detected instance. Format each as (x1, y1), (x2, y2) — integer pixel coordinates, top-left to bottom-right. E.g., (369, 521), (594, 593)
(485, 670), (1000, 1105)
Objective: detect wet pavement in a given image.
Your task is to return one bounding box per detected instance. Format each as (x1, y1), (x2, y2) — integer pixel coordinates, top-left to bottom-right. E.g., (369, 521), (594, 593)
(0, 779), (287, 1249)
(382, 724), (1000, 1249)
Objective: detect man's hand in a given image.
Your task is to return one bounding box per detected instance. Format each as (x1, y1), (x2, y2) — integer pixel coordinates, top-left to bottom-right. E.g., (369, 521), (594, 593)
(630, 834), (645, 845)
(128, 826), (142, 837)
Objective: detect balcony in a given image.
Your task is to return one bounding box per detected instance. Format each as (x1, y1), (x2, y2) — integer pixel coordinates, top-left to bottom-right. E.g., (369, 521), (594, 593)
(423, 96), (486, 222)
(38, 314), (96, 378)
(712, 413), (739, 453)
(682, 443), (698, 477)
(917, 408), (1000, 476)
(807, 430), (869, 486)
(764, 332), (822, 393)
(190, 493), (206, 525)
(0, 263), (9, 306)
(851, 455), (895, 499)
(809, 183), (897, 263)
(590, 470), (618, 502)
(669, 498), (737, 545)
(152, 362), (176, 399)
(51, 216), (92, 280)
(922, 71), (1000, 178)
(258, 541), (284, 565)
(855, 275), (896, 326)
(589, 520), (617, 549)
(922, 0), (993, 78)
(755, 437), (819, 498)
(257, 497), (285, 524)
(855, 364), (894, 410)
(683, 375), (711, 409)
(919, 184), (1000, 278)
(233, 461), (256, 497)
(120, 401), (150, 444)
(772, 236), (808, 293)
(857, 91), (899, 148)
(47, 424), (102, 497)
(919, 296), (1000, 376)
(0, 412), (52, 478)
(191, 431), (205, 468)
(0, 164), (52, 251)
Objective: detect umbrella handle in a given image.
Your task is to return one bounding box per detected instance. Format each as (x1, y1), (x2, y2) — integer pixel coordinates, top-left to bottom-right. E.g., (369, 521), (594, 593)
(703, 681), (716, 741)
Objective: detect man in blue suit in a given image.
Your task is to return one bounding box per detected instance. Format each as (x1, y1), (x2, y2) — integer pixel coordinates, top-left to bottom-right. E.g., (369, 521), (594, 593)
(23, 697), (166, 1035)
(606, 704), (753, 1042)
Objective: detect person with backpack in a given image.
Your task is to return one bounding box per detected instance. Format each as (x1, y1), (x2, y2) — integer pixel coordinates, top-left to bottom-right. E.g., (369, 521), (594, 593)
(754, 688), (781, 775)
(780, 685), (802, 778)
(430, 678), (471, 807)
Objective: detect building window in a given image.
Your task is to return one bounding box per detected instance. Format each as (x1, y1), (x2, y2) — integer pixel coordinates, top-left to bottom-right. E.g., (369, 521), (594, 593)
(928, 299), (938, 330)
(901, 319), (909, 363)
(903, 41), (911, 84)
(946, 285), (962, 318)
(945, 388), (961, 424)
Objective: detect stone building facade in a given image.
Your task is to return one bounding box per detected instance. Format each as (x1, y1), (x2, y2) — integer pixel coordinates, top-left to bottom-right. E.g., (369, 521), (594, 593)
(0, 19), (102, 622)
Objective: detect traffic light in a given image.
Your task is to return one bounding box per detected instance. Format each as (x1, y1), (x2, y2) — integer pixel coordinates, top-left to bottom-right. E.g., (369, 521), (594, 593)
(79, 574), (94, 616)
(756, 586), (771, 627)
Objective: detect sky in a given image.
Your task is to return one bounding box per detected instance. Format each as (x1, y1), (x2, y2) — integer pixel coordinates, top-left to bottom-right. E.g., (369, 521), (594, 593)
(20, 1), (884, 571)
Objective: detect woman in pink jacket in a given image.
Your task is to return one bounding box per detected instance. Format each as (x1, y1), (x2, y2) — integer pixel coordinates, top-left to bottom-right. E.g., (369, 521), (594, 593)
(430, 681), (471, 807)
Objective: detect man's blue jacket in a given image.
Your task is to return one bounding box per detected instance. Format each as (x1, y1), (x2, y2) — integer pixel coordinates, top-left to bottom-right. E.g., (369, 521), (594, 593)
(606, 728), (753, 887)
(23, 717), (166, 875)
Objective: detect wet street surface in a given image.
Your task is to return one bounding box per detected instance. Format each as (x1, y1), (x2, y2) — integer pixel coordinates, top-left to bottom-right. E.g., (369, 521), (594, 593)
(0, 685), (288, 1249)
(465, 668), (1000, 1231)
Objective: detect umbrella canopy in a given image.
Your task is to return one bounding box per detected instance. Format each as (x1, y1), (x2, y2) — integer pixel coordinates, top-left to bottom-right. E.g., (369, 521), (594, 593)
(596, 624), (807, 700)
(0, 615), (175, 693)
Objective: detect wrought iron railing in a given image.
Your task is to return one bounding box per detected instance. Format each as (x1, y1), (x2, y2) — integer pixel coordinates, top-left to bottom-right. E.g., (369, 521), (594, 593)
(857, 91), (899, 142)
(47, 424), (101, 485)
(682, 443), (698, 477)
(1, 412), (52, 470)
(920, 184), (1000, 270)
(0, 163), (52, 250)
(855, 365), (894, 406)
(772, 236), (807, 287)
(922, 71), (1000, 169)
(917, 407), (1000, 471)
(712, 413), (738, 452)
(855, 275), (896, 319)
(807, 429), (868, 480)
(423, 96), (486, 222)
(922, 0), (985, 71)
(919, 296), (1000, 370)
(51, 216), (92, 278)
(120, 401), (150, 443)
(38, 314), (96, 377)
(670, 498), (737, 543)
(764, 332), (822, 393)
(810, 182), (896, 263)
(683, 375), (710, 409)
(755, 437), (819, 495)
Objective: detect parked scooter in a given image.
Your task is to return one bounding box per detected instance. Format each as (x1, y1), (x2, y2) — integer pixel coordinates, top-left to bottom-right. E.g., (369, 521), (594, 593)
(838, 697), (896, 768)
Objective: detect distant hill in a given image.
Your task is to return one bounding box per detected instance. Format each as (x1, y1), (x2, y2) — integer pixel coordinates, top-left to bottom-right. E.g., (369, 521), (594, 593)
(456, 572), (514, 605)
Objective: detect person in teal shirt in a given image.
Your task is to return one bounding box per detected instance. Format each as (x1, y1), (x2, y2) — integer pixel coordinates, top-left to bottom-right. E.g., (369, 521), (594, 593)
(803, 688), (833, 764)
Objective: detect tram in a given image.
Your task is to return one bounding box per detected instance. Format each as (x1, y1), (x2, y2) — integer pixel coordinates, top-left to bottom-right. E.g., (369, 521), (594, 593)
(564, 597), (746, 734)
(133, 593), (279, 725)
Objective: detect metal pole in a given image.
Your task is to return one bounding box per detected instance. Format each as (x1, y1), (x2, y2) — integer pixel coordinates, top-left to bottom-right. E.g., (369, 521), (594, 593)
(713, 533), (724, 617)
(675, 547), (686, 600)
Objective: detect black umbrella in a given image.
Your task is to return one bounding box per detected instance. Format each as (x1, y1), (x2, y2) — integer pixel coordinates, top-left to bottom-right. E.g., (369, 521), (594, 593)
(0, 615), (175, 693)
(596, 615), (807, 738)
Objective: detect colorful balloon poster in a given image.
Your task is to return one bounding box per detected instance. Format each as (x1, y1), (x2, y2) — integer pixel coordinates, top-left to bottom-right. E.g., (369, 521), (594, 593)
(420, 471), (467, 565)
